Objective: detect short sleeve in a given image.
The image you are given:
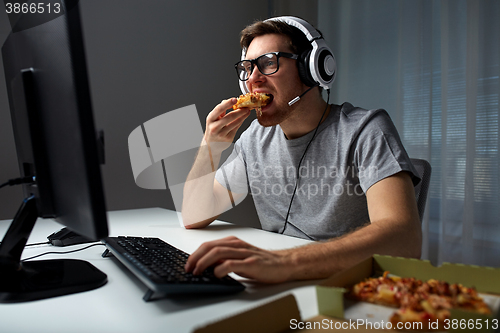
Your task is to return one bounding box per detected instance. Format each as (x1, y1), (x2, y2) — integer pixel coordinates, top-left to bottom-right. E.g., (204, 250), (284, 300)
(353, 111), (420, 192)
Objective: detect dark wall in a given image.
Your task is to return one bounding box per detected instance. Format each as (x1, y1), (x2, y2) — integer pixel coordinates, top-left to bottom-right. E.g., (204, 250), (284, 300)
(0, 0), (318, 229)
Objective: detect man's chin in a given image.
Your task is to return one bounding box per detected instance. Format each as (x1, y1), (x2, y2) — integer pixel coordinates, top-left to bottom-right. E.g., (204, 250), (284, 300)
(257, 117), (277, 127)
(256, 114), (279, 127)
(256, 105), (289, 127)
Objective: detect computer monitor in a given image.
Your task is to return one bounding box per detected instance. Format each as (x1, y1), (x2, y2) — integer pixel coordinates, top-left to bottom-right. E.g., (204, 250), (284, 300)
(0, 0), (109, 302)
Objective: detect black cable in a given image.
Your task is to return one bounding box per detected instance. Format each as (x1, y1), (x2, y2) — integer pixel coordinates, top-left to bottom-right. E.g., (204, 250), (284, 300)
(281, 90), (331, 240)
(26, 241), (51, 247)
(21, 243), (105, 262)
(1, 240), (95, 249)
(0, 176), (35, 189)
(0, 241), (51, 247)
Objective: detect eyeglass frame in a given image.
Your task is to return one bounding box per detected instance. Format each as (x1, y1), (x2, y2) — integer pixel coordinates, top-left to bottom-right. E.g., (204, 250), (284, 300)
(234, 51), (299, 81)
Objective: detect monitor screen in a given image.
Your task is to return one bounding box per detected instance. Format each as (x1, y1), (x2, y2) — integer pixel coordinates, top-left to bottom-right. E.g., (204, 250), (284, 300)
(0, 0), (108, 302)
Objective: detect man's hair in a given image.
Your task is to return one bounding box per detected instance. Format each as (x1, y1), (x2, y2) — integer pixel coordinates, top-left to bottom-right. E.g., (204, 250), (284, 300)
(240, 19), (312, 56)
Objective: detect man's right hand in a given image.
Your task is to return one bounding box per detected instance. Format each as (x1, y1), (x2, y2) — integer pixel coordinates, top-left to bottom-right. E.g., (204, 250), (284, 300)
(204, 98), (251, 153)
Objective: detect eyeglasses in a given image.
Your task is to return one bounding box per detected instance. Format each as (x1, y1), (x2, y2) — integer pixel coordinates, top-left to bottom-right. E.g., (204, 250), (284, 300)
(235, 52), (298, 81)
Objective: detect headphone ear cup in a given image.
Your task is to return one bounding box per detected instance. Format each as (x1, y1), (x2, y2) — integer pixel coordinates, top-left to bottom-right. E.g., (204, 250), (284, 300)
(297, 50), (317, 87)
(316, 48), (336, 87)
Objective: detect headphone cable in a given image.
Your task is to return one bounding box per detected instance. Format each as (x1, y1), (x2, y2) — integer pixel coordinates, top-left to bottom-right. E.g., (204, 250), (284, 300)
(281, 90), (331, 239)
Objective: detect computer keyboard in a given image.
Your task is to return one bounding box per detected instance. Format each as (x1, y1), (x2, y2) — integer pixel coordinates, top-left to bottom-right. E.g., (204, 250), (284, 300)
(102, 236), (245, 301)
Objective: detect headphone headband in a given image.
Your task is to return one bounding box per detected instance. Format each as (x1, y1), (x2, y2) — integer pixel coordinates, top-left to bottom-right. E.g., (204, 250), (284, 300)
(270, 16), (322, 41)
(239, 16), (336, 94)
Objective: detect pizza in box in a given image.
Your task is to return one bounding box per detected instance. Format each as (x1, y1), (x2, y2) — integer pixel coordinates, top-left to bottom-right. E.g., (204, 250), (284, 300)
(348, 271), (493, 331)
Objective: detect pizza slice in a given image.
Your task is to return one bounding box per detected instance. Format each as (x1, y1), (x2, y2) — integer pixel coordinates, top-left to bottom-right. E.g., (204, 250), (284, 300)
(232, 92), (272, 116)
(348, 271), (401, 307)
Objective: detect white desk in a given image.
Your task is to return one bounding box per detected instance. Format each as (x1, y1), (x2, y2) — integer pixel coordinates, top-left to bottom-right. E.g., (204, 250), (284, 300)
(0, 208), (320, 333)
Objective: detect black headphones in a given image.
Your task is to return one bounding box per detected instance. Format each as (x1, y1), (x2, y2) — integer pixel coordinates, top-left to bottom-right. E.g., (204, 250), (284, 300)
(239, 16), (336, 94)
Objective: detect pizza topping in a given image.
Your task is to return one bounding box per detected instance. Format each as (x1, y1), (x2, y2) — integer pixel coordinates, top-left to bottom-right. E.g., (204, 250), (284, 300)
(348, 271), (491, 331)
(232, 92), (272, 116)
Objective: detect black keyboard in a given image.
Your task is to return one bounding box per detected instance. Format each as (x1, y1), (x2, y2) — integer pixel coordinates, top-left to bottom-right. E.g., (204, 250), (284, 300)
(102, 236), (245, 301)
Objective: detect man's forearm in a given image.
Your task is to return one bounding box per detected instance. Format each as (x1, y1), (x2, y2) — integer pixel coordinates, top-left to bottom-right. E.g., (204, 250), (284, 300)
(280, 218), (422, 281)
(181, 140), (223, 227)
(182, 98), (251, 227)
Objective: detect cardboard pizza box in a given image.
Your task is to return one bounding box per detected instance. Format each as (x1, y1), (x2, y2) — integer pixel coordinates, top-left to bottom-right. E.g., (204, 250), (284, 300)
(193, 255), (500, 332)
(192, 293), (393, 332)
(192, 294), (300, 333)
(316, 255), (500, 332)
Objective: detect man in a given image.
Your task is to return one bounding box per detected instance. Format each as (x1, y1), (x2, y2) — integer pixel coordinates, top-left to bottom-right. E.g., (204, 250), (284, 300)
(181, 17), (421, 283)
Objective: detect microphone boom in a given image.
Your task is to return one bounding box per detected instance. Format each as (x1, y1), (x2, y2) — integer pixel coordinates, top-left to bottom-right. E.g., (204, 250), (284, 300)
(287, 84), (319, 106)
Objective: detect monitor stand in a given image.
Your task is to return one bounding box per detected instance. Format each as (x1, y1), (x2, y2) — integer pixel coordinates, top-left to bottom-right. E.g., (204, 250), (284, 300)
(0, 196), (107, 303)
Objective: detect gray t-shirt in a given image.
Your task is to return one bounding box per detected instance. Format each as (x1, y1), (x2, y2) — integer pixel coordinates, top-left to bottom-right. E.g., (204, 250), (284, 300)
(215, 102), (419, 240)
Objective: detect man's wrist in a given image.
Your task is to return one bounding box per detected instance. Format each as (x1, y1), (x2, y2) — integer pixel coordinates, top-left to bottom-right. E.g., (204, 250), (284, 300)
(275, 249), (301, 282)
(276, 242), (338, 281)
(203, 138), (228, 156)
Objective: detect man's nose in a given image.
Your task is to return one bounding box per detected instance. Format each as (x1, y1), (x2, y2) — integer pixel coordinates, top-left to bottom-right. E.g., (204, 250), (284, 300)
(247, 64), (265, 87)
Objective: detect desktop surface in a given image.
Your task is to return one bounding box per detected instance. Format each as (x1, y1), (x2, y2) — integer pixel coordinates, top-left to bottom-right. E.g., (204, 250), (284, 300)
(0, 208), (319, 333)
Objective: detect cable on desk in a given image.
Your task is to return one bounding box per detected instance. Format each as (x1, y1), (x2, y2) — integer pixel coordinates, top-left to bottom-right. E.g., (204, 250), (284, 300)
(21, 243), (105, 262)
(25, 241), (51, 247)
(0, 241), (51, 247)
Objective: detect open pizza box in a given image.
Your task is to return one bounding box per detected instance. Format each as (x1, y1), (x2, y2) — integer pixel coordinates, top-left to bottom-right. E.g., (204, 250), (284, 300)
(193, 255), (500, 333)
